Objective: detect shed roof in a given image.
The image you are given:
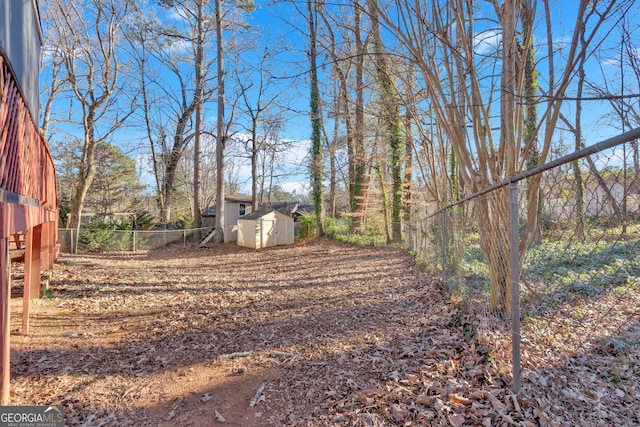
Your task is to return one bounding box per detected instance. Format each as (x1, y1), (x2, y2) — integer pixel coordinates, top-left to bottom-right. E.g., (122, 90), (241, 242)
(240, 210), (272, 220)
(239, 210), (292, 221)
(258, 201), (299, 213)
(238, 209), (291, 221)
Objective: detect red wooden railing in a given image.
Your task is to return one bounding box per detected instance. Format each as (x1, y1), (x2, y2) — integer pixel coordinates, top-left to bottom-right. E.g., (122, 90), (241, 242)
(0, 52), (58, 404)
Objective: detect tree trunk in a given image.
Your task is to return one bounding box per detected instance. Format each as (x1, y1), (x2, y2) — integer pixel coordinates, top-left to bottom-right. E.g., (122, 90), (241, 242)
(308, 0), (324, 237)
(193, 0), (205, 230)
(213, 0), (226, 244)
(521, 1), (543, 243)
(484, 0), (517, 315)
(251, 119), (258, 211)
(352, 0), (366, 232)
(66, 114), (97, 230)
(367, 0), (403, 243)
(328, 110), (338, 218)
(477, 189), (512, 317)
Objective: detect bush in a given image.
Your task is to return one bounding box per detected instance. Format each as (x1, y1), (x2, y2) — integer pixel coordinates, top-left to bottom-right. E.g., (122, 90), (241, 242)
(77, 217), (133, 252)
(297, 215), (316, 238)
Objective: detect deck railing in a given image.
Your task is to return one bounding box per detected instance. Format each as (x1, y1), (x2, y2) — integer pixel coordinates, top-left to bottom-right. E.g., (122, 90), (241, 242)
(0, 50), (58, 404)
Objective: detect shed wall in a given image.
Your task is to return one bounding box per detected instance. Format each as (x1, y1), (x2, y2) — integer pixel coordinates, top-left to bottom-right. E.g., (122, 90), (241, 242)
(236, 211), (294, 249)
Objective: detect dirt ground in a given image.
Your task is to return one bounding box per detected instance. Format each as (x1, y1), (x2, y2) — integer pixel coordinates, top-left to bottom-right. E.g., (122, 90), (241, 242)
(8, 238), (639, 426)
(10, 238), (454, 426)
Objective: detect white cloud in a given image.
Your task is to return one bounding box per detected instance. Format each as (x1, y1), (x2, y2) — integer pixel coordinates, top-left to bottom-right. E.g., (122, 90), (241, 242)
(592, 146), (629, 169)
(600, 57), (620, 67)
(282, 138), (310, 165)
(165, 38), (191, 55)
(474, 29), (501, 55)
(551, 35), (571, 51)
(281, 181), (309, 195)
(601, 48), (640, 67)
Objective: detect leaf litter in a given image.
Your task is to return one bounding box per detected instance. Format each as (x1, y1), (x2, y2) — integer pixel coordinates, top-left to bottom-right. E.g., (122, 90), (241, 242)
(8, 238), (639, 425)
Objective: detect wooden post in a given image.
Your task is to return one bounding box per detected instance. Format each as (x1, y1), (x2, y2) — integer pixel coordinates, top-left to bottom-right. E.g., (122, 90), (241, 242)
(28, 225), (41, 299)
(0, 236), (11, 405)
(41, 221), (50, 270)
(22, 225), (42, 334)
(23, 228), (32, 334)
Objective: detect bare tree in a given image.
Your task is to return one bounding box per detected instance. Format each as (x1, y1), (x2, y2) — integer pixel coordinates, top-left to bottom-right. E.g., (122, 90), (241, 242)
(588, 16), (640, 225)
(132, 0), (214, 225)
(317, 1), (369, 225)
(212, 0), (256, 243)
(366, 0), (627, 314)
(39, 43), (67, 140)
(46, 0), (135, 231)
(234, 40), (289, 211)
(366, 0), (404, 243)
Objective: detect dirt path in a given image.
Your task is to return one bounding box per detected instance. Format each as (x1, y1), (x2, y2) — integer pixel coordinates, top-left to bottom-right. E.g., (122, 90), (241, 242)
(9, 238), (497, 426)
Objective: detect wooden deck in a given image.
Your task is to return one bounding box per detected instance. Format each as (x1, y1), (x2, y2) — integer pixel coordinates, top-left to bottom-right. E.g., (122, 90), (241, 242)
(0, 51), (58, 404)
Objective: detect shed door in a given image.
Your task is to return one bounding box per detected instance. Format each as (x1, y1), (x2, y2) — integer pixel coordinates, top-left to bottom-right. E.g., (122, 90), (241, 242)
(261, 219), (276, 248)
(273, 220), (282, 245)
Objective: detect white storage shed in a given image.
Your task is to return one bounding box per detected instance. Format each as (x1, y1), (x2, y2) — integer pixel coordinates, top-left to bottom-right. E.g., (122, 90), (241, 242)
(237, 210), (294, 249)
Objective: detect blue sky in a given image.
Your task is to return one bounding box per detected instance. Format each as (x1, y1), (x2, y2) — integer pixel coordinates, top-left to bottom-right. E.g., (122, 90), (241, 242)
(41, 0), (640, 201)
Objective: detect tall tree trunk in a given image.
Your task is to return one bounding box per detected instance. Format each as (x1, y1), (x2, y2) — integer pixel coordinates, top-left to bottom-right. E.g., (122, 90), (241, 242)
(67, 111), (97, 229)
(572, 17), (588, 241)
(308, 0), (324, 237)
(352, 0), (366, 231)
(521, 1), (543, 243)
(213, 0), (226, 244)
(367, 0), (403, 243)
(479, 0), (518, 315)
(402, 115), (413, 223)
(67, 114), (98, 230)
(402, 67), (416, 223)
(193, 0), (205, 230)
(251, 118), (259, 211)
(328, 84), (339, 218)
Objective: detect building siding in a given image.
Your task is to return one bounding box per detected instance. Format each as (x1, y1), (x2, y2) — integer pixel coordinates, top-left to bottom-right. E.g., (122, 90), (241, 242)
(0, 0), (42, 120)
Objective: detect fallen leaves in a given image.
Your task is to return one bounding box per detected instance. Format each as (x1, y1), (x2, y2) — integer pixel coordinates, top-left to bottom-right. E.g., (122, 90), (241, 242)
(6, 238), (640, 426)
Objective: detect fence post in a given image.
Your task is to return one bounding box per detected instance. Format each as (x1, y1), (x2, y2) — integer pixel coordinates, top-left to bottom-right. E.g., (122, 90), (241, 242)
(132, 230), (136, 252)
(509, 182), (522, 393)
(441, 209), (447, 284)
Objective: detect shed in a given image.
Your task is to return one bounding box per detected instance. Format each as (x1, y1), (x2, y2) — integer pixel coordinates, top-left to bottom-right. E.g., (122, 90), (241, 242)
(237, 210), (294, 249)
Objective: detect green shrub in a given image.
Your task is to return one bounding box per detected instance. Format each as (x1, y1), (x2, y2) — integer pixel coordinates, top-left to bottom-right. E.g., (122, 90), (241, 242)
(77, 217), (133, 252)
(297, 215), (316, 238)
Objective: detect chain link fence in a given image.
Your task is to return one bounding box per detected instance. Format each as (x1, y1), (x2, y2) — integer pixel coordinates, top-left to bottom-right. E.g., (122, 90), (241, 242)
(58, 228), (210, 253)
(326, 128), (640, 411)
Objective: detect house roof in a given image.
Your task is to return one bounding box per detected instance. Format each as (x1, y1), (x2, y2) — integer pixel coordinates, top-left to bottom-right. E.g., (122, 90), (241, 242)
(241, 210), (271, 220)
(226, 194), (253, 203)
(202, 194), (252, 217)
(294, 204), (314, 215)
(257, 201), (299, 213)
